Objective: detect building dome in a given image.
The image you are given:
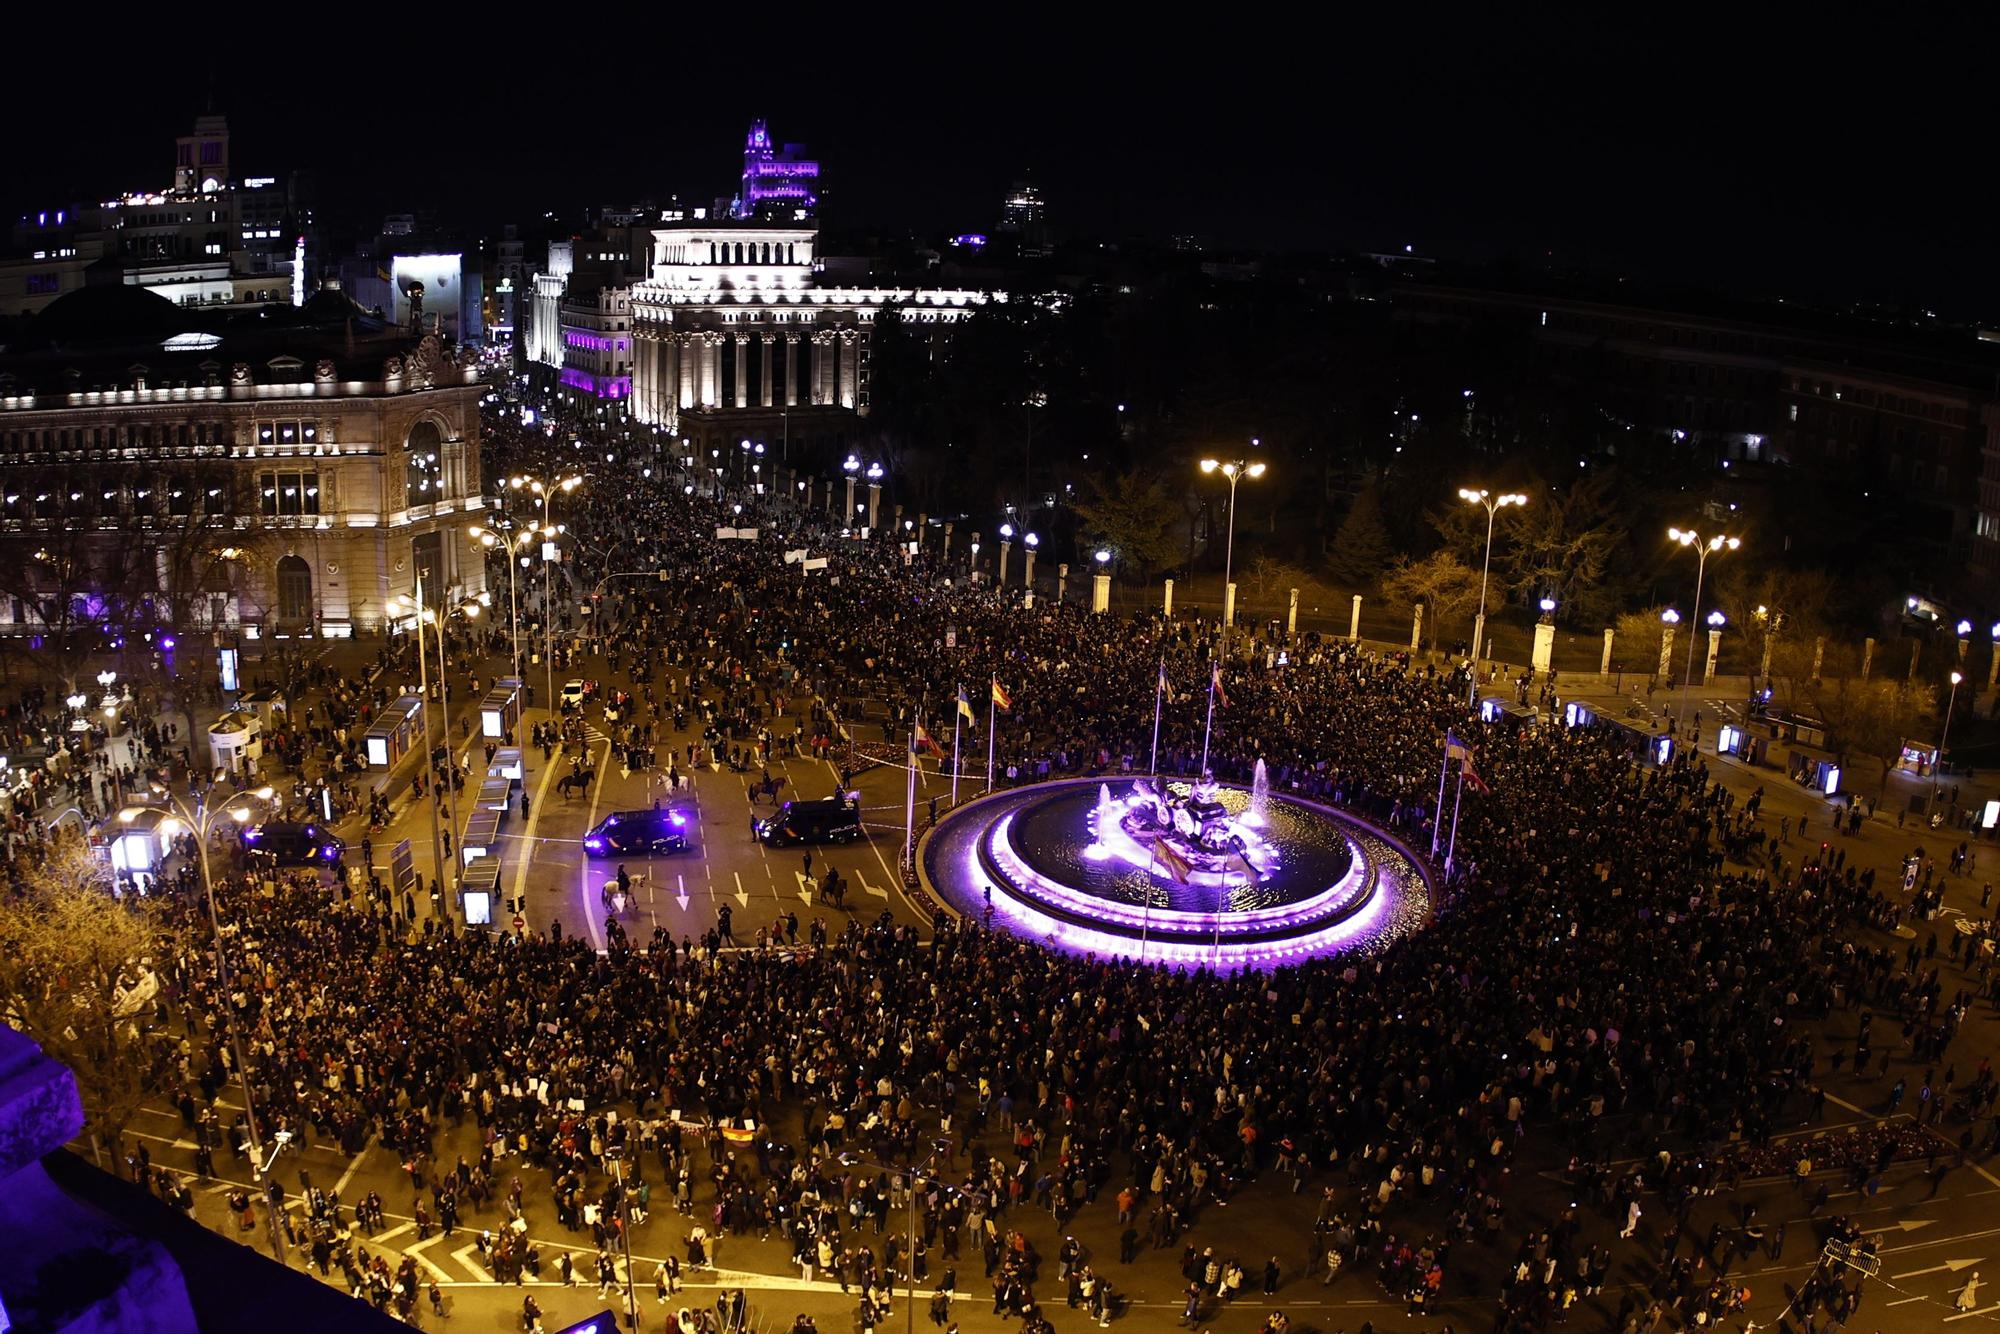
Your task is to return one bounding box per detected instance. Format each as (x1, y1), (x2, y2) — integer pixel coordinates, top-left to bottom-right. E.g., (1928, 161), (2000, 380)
(21, 283), (191, 350)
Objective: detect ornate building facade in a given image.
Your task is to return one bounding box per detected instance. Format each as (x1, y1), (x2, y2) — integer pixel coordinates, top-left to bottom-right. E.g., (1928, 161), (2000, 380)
(628, 222), (998, 458)
(0, 284), (486, 642)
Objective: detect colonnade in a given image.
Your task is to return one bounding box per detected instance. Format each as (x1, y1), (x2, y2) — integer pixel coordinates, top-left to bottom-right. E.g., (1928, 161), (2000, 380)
(630, 324), (860, 428)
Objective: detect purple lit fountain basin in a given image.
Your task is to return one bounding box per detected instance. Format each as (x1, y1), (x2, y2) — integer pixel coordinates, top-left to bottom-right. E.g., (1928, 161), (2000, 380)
(919, 778), (1433, 971)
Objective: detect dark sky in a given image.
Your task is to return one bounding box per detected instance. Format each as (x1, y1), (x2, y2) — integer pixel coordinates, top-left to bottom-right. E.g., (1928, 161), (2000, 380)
(6, 22), (1990, 315)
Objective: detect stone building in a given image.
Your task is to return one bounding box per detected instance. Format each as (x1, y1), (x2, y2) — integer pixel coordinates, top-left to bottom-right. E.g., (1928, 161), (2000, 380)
(0, 281), (486, 644)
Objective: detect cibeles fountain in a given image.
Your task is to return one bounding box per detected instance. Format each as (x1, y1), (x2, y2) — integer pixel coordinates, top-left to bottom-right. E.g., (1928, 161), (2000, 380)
(919, 759), (1431, 972)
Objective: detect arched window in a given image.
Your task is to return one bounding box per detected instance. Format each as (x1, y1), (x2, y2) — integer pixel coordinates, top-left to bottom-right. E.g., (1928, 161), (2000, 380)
(406, 419), (443, 506)
(276, 554), (312, 624)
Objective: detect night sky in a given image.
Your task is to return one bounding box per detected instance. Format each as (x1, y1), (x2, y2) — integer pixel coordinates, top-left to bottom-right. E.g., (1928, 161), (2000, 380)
(5, 25), (1987, 315)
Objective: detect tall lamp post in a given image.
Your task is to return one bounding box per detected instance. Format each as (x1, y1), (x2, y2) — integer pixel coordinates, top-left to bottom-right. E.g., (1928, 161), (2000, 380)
(149, 783), (286, 1262)
(390, 580), (456, 923)
(470, 523), (534, 680)
(1457, 488), (1528, 704)
(1937, 670), (1964, 803)
(1199, 455), (1267, 656)
(510, 473), (583, 713)
(1667, 527), (1740, 736)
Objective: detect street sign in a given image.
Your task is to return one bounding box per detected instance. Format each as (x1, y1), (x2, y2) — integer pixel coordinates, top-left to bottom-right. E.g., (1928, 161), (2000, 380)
(512, 914), (526, 932)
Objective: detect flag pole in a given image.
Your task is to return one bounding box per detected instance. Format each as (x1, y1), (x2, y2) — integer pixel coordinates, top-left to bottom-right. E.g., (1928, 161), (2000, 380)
(1199, 658), (1217, 780)
(951, 684), (962, 808)
(1445, 762), (1467, 877)
(904, 713), (920, 871)
(1212, 866), (1226, 971)
(1142, 840), (1156, 965)
(986, 675), (997, 795)
(1431, 738), (1452, 858)
(1150, 657), (1165, 779)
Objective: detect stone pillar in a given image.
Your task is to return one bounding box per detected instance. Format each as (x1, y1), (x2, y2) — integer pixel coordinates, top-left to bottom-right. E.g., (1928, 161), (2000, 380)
(1658, 626), (1676, 682)
(1223, 581), (1237, 628)
(838, 331), (859, 408)
(703, 335), (722, 408)
(733, 334), (750, 408)
(761, 336), (775, 408)
(1287, 587), (1299, 636)
(1057, 563), (1068, 600)
(1601, 628), (1614, 680)
(1989, 644), (2000, 691)
(783, 333), (800, 407)
(1862, 637), (1875, 680)
(1811, 637), (1825, 682)
(1908, 640), (1921, 681)
(916, 513), (927, 548)
(1093, 571), (1111, 614)
(1410, 605), (1424, 653)
(812, 333), (833, 406)
(1024, 547), (1038, 590)
(942, 521), (953, 557)
(1705, 627), (1721, 684)
(1532, 622), (1556, 674)
(998, 539), (1012, 586)
(1163, 579), (1174, 617)
(1350, 594), (1362, 642)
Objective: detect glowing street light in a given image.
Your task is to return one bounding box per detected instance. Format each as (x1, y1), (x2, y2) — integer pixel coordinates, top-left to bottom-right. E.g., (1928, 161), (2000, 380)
(1666, 527), (1740, 735)
(1458, 488), (1528, 702)
(1200, 456), (1268, 649)
(1938, 669), (1965, 802)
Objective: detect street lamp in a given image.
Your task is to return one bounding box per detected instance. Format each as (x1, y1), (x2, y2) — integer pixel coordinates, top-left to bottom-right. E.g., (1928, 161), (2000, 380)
(1667, 527), (1740, 736)
(1938, 669), (1964, 803)
(1458, 488), (1528, 703)
(1199, 455), (1267, 651)
(389, 581), (457, 923)
(470, 524), (534, 680)
(153, 781), (286, 1262)
(998, 522), (1015, 585)
(843, 454), (861, 519)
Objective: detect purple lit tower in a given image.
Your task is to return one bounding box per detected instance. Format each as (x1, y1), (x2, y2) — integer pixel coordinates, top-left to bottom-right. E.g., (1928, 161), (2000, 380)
(735, 120), (820, 221)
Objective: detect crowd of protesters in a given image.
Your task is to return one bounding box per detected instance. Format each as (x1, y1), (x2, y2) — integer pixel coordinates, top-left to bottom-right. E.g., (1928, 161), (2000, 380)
(22, 441), (2000, 1334)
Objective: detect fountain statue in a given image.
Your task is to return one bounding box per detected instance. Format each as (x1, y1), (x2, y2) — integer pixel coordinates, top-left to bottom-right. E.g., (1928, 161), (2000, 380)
(1246, 758), (1272, 828)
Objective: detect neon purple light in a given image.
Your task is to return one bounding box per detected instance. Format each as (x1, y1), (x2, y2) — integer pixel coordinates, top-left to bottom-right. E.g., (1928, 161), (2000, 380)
(559, 368), (631, 399)
(988, 810), (1368, 937)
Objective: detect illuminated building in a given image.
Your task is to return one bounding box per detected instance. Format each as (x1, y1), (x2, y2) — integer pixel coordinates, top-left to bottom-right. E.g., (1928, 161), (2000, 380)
(0, 284), (486, 638)
(628, 221), (1000, 458)
(999, 179), (1050, 257)
(733, 120), (819, 221)
(1, 115), (311, 316)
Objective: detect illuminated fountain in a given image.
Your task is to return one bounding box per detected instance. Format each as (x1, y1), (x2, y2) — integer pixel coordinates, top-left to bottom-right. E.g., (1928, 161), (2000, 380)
(920, 775), (1431, 973)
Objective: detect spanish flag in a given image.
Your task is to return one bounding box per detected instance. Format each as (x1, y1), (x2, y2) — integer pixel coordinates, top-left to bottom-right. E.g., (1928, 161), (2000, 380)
(1154, 840), (1193, 884)
(1211, 662), (1229, 708)
(991, 679), (1013, 711)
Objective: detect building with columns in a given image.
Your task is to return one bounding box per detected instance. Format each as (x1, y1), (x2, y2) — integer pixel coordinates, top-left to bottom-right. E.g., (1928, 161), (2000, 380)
(0, 282), (486, 642)
(629, 221), (999, 462)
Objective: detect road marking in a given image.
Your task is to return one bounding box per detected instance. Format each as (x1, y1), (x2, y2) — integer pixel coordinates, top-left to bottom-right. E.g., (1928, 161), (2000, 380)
(333, 1134), (375, 1198)
(676, 873), (690, 911)
(375, 1222), (416, 1243)
(509, 721), (567, 921)
(1892, 1219), (1939, 1232)
(860, 878), (889, 899)
(1946, 1302), (2000, 1322)
(404, 1233), (454, 1283)
(731, 871), (749, 907)
(450, 1244), (493, 1282)
(1895, 1258), (1984, 1278)
(795, 870), (815, 904)
(1887, 1295), (1929, 1306)
(578, 734), (615, 948)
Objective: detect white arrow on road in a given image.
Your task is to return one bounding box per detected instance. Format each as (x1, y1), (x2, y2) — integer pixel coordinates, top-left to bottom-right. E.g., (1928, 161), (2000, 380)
(861, 879), (889, 900)
(731, 872), (750, 907)
(795, 871), (815, 904)
(1894, 1258), (1984, 1279)
(1887, 1219), (1939, 1233)
(403, 1233), (454, 1283)
(676, 873), (690, 911)
(450, 1244), (493, 1282)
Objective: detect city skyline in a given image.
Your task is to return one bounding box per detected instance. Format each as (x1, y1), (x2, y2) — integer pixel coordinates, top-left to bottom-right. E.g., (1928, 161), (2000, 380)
(2, 25), (1990, 316)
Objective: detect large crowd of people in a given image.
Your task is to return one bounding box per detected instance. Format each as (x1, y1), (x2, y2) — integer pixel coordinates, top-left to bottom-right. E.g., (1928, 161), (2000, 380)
(20, 429), (2000, 1334)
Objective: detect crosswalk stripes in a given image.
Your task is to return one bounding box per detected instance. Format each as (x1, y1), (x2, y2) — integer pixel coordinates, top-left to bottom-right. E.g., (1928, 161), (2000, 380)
(581, 723), (613, 747)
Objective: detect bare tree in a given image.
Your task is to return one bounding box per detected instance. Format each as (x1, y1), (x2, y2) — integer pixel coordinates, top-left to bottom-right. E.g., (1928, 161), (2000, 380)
(0, 838), (171, 1165)
(1382, 550), (1482, 653)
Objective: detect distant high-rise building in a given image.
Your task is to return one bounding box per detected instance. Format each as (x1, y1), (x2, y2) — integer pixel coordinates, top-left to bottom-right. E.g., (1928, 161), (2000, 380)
(733, 120), (819, 221)
(999, 179), (1049, 256)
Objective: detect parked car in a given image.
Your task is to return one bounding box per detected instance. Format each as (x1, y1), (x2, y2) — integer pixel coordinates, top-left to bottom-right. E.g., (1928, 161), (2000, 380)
(756, 795), (862, 847)
(240, 820), (344, 867)
(583, 808), (690, 856)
